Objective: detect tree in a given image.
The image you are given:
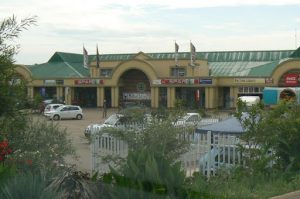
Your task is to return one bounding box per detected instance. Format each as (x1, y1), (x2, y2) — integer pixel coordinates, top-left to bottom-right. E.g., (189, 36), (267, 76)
(259, 102), (300, 171)
(0, 15), (37, 117)
(0, 15), (74, 180)
(235, 100), (300, 173)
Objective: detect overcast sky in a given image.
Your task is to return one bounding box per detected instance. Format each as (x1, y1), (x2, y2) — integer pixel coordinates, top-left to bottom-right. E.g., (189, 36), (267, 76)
(1, 0), (300, 64)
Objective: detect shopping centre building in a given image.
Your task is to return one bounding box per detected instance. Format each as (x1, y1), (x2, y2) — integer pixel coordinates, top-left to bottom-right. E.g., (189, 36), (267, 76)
(15, 47), (300, 109)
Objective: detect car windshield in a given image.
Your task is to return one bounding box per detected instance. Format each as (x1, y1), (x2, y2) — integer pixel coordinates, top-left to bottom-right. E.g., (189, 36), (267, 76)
(104, 114), (120, 125)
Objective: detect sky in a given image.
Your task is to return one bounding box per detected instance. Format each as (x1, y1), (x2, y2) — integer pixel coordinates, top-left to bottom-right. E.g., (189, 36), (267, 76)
(1, 0), (300, 65)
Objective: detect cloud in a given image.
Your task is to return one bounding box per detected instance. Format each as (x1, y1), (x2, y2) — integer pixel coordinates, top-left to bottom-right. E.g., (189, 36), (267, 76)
(1, 0), (299, 64)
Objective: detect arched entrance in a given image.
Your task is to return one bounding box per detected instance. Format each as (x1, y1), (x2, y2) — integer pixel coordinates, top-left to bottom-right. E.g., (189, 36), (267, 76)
(118, 69), (151, 107)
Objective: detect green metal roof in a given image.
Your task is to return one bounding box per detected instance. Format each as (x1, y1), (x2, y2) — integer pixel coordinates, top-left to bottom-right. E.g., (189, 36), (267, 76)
(201, 50), (294, 77)
(27, 49), (297, 78)
(289, 47), (300, 58)
(248, 60), (280, 76)
(48, 52), (84, 63)
(28, 61), (89, 78)
(209, 61), (271, 77)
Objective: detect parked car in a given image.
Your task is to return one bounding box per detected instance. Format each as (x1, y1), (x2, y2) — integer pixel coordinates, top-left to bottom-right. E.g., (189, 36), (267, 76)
(43, 103), (64, 113)
(84, 114), (125, 138)
(84, 113), (152, 138)
(39, 98), (65, 113)
(44, 105), (83, 120)
(173, 113), (201, 127)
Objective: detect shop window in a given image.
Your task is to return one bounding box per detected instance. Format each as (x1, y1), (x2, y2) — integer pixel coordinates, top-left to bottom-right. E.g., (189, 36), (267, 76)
(100, 69), (112, 77)
(171, 68), (186, 77)
(239, 87), (263, 94)
(259, 87), (264, 92)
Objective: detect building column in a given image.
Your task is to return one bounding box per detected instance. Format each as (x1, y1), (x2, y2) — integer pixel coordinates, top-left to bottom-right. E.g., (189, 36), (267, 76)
(27, 86), (34, 99)
(65, 87), (73, 105)
(151, 87), (159, 108)
(97, 87), (104, 107)
(230, 87), (239, 108)
(205, 87), (218, 109)
(111, 87), (119, 108)
(167, 87), (175, 108)
(56, 87), (63, 101)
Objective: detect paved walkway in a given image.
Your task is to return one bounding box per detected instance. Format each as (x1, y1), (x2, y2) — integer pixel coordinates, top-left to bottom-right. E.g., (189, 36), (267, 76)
(271, 190), (300, 199)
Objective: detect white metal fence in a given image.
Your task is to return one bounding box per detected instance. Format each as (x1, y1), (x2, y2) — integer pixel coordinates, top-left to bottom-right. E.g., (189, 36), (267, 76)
(181, 131), (241, 178)
(91, 117), (241, 178)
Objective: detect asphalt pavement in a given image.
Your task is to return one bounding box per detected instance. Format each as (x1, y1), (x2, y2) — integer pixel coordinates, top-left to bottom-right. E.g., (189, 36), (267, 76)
(40, 108), (118, 173)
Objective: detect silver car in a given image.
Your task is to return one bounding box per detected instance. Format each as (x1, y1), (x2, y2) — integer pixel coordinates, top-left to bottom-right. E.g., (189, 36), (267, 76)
(173, 113), (201, 127)
(44, 105), (83, 120)
(84, 114), (124, 137)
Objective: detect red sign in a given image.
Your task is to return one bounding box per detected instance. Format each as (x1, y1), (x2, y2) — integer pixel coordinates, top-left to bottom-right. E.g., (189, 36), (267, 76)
(160, 79), (200, 85)
(74, 79), (104, 85)
(285, 74), (298, 86)
(265, 78), (273, 84)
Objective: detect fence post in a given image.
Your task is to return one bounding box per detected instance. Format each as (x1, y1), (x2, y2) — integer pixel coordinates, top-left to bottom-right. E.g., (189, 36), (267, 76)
(207, 130), (211, 179)
(90, 128), (97, 173)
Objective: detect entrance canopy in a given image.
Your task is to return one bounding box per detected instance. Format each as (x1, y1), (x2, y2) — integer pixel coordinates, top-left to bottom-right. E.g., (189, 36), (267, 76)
(196, 116), (245, 134)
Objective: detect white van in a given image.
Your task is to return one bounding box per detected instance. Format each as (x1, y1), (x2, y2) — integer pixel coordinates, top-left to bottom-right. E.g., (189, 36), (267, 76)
(238, 96), (260, 106)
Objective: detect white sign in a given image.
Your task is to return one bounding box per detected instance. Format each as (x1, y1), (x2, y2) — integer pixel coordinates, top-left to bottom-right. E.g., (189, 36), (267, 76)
(123, 92), (151, 100)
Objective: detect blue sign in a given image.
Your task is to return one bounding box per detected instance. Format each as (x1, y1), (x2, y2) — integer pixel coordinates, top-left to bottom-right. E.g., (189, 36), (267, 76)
(199, 79), (212, 84)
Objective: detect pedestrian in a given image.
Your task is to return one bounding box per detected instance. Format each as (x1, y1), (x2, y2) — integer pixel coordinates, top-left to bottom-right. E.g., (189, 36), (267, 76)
(103, 99), (107, 118)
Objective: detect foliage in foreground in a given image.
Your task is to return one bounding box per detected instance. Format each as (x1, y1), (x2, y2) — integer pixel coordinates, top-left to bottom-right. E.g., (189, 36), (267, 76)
(0, 172), (62, 199)
(102, 149), (189, 199)
(236, 101), (300, 173)
(0, 15), (37, 118)
(188, 169), (300, 199)
(12, 118), (75, 173)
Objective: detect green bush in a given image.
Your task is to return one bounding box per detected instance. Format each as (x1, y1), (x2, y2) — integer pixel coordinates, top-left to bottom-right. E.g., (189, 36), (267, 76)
(7, 118), (75, 173)
(0, 172), (62, 199)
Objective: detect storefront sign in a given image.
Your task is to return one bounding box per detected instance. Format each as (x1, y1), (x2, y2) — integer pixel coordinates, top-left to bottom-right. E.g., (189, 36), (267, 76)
(152, 80), (162, 85)
(152, 79), (202, 85)
(162, 79), (187, 84)
(123, 92), (151, 100)
(285, 74), (299, 86)
(136, 82), (146, 92)
(234, 78), (265, 84)
(265, 78), (273, 84)
(199, 79), (212, 84)
(44, 80), (56, 85)
(74, 79), (104, 85)
(44, 79), (64, 85)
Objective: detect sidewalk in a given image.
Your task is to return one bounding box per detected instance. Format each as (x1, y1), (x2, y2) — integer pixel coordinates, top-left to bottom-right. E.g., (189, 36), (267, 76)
(271, 190), (300, 199)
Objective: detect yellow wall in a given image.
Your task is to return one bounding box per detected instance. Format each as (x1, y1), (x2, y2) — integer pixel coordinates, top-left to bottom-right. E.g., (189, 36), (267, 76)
(17, 52), (300, 110)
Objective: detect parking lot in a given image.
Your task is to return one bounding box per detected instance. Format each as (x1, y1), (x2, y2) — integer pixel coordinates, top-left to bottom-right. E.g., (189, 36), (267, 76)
(39, 108), (118, 173)
(36, 108), (231, 174)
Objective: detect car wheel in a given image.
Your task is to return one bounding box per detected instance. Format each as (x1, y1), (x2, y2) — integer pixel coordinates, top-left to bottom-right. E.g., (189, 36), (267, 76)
(53, 115), (60, 120)
(76, 114), (83, 120)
